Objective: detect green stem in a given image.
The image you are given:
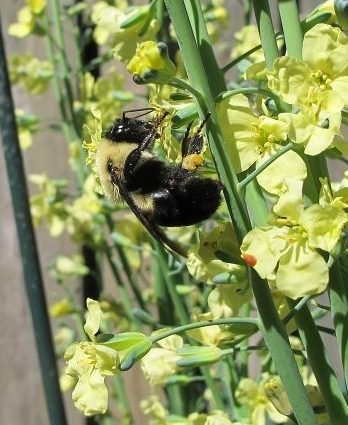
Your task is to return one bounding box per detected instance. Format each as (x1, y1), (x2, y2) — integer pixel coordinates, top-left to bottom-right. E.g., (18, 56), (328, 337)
(165, 0), (251, 243)
(222, 45), (263, 74)
(104, 244), (141, 331)
(106, 216), (148, 312)
(0, 21), (67, 425)
(283, 295), (312, 324)
(156, 243), (190, 324)
(278, 0), (303, 59)
(113, 375), (134, 424)
(49, 0), (80, 136)
(238, 142), (293, 190)
(165, 2), (319, 423)
(251, 272), (318, 425)
(252, 0), (279, 69)
(183, 0), (225, 95)
(216, 86), (277, 102)
(329, 261), (348, 391)
(201, 368), (225, 410)
(43, 15), (85, 187)
(288, 300), (348, 424)
(238, 303), (250, 377)
(150, 317), (259, 344)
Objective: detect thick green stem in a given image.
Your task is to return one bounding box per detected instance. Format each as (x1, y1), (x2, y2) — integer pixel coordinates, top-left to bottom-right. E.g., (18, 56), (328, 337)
(278, 0), (303, 59)
(165, 0), (250, 243)
(329, 261), (348, 391)
(252, 0), (279, 69)
(0, 20), (67, 425)
(288, 300), (348, 424)
(251, 272), (318, 425)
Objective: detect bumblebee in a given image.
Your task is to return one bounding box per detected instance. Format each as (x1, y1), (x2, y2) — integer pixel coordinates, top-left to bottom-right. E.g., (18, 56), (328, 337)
(96, 109), (223, 255)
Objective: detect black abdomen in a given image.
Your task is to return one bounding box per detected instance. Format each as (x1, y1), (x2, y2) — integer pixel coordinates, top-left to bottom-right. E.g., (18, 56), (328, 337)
(151, 173), (223, 227)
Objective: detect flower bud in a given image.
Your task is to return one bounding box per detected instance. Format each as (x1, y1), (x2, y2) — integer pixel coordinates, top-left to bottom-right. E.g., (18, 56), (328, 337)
(176, 345), (222, 368)
(264, 377), (293, 417)
(127, 41), (176, 84)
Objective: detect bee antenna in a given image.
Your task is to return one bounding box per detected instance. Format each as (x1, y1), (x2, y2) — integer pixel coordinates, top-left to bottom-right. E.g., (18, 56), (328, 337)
(123, 108), (154, 120)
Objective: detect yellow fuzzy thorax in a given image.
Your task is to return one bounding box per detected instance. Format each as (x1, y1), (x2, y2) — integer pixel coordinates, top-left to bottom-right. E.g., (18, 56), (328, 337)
(95, 138), (154, 211)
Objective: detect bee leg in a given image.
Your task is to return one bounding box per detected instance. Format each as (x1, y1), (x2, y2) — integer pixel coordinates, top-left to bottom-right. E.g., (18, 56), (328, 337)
(180, 113), (211, 165)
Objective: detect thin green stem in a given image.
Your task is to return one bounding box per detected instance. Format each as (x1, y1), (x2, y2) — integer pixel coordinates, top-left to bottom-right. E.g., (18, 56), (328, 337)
(278, 0), (303, 59)
(222, 45), (262, 74)
(238, 303), (250, 377)
(238, 142), (293, 190)
(104, 244), (142, 331)
(156, 243), (190, 324)
(112, 376), (134, 424)
(106, 216), (148, 312)
(201, 368), (225, 410)
(49, 0), (80, 136)
(283, 295), (312, 325)
(216, 86), (276, 101)
(150, 318), (259, 344)
(0, 20), (67, 425)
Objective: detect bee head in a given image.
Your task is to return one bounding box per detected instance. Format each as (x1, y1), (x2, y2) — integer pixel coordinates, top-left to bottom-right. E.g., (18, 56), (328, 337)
(104, 117), (156, 144)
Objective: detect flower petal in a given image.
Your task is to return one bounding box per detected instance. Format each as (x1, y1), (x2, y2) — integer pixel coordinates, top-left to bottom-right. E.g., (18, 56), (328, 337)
(84, 298), (101, 341)
(299, 204), (347, 252)
(72, 367), (108, 416)
(241, 227), (288, 279)
(276, 242), (328, 299)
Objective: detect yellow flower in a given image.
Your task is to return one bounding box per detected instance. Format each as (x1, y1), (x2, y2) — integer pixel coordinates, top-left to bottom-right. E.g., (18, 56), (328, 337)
(50, 255), (88, 282)
(66, 175), (105, 246)
(15, 109), (38, 150)
(217, 94), (307, 194)
(49, 298), (75, 318)
(29, 174), (68, 236)
(236, 377), (288, 425)
(8, 0), (46, 38)
(264, 377), (293, 417)
(278, 100), (342, 155)
(141, 335), (183, 385)
(64, 299), (152, 415)
(268, 24), (348, 108)
(9, 54), (53, 94)
(241, 178), (347, 299)
(127, 41), (176, 84)
(91, 2), (159, 62)
(64, 299), (120, 416)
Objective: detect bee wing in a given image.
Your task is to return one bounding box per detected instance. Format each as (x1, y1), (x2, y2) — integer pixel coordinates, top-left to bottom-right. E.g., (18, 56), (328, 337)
(108, 164), (187, 257)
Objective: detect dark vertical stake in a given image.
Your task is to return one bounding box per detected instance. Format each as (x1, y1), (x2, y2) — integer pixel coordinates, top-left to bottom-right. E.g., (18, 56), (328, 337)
(0, 18), (67, 425)
(76, 10), (101, 425)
